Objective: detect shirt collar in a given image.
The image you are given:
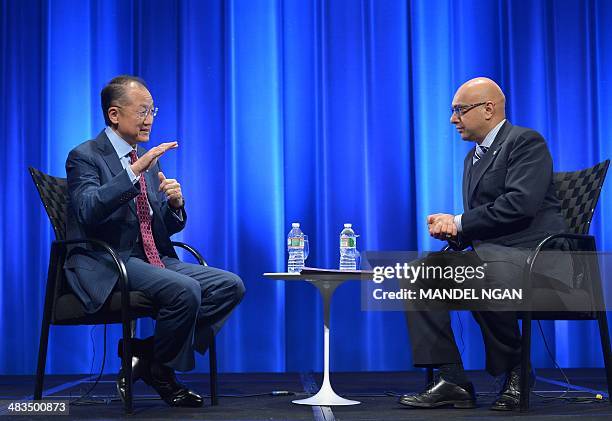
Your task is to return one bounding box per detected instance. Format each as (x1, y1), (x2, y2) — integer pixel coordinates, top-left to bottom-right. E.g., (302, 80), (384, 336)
(480, 119), (506, 148)
(105, 126), (136, 158)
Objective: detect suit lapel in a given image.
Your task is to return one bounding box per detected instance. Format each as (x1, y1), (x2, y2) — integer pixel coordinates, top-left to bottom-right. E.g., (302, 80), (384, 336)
(96, 131), (138, 217)
(96, 131), (125, 177)
(466, 121), (512, 203)
(462, 151), (473, 210)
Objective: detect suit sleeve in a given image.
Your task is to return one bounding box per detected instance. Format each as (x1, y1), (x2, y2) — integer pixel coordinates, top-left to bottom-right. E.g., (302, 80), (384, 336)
(160, 200), (187, 235)
(460, 131), (553, 241)
(66, 148), (140, 227)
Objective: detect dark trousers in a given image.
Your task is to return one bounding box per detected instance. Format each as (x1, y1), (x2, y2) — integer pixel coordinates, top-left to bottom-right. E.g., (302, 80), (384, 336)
(124, 255), (245, 372)
(406, 310), (521, 376)
(404, 251), (521, 376)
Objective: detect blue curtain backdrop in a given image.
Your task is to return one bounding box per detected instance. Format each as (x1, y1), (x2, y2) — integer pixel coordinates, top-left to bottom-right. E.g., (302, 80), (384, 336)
(1, 0), (611, 375)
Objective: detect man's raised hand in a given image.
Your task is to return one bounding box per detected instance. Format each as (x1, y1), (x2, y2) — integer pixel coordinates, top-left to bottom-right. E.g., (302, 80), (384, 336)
(130, 141), (178, 176)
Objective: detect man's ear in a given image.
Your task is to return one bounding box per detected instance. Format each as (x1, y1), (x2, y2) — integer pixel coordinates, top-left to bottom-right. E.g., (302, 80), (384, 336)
(107, 107), (119, 125)
(483, 101), (495, 120)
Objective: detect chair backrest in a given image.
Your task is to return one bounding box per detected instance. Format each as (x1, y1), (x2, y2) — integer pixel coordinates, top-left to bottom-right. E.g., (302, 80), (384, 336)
(553, 160), (610, 235)
(28, 167), (68, 241)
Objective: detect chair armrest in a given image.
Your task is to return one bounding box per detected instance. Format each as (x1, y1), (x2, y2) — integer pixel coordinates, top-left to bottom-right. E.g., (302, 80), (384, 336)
(172, 241), (208, 266)
(52, 238), (129, 302)
(523, 233), (595, 292)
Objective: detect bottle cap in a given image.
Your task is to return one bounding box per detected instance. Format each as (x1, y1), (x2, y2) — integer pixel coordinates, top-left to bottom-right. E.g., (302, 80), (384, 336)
(292, 222), (300, 228)
(344, 223), (352, 228)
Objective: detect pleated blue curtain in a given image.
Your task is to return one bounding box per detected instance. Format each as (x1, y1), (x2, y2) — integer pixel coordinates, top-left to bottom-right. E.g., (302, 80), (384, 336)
(1, 0), (610, 374)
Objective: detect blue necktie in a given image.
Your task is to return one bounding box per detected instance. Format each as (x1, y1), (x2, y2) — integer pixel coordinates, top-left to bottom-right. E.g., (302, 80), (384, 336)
(473, 145), (489, 165)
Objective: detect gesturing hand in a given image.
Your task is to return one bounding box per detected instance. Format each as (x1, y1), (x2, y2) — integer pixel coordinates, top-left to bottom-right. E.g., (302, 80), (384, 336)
(427, 213), (457, 241)
(158, 172), (184, 209)
(130, 142), (178, 176)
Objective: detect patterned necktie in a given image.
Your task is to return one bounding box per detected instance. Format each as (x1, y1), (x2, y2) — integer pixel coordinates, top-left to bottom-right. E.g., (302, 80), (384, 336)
(472, 145), (489, 165)
(128, 150), (165, 268)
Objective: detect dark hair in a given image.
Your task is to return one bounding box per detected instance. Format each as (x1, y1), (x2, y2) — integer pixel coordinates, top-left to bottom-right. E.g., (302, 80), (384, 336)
(100, 75), (148, 126)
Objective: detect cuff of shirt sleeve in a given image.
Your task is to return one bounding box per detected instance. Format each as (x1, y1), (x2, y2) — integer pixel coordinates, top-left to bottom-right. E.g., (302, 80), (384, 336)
(126, 165), (140, 184)
(454, 214), (463, 233)
(171, 206), (184, 222)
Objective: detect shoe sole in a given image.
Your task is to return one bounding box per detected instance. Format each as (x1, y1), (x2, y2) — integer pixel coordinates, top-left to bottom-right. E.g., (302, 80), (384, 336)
(490, 397), (519, 411)
(400, 400), (476, 409)
(490, 405), (515, 411)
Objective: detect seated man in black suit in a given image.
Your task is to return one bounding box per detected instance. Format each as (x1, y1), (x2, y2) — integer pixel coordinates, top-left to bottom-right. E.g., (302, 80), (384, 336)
(65, 75), (245, 407)
(399, 77), (569, 411)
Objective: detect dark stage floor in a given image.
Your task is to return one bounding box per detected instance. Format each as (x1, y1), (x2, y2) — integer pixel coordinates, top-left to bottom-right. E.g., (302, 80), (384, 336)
(0, 369), (610, 420)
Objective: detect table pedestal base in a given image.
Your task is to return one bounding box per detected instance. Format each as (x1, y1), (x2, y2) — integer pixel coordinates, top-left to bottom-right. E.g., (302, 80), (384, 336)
(292, 279), (360, 406)
(263, 272), (368, 407)
(293, 380), (360, 406)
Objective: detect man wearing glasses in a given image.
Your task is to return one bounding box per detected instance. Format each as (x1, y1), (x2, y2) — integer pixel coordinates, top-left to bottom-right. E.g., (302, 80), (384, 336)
(399, 77), (569, 411)
(64, 75), (245, 407)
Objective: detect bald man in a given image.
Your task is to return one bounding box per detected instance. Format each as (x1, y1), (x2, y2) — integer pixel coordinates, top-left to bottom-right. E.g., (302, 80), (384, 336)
(399, 78), (568, 411)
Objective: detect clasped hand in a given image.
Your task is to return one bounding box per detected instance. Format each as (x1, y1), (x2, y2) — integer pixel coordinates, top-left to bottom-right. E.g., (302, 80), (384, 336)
(158, 172), (184, 209)
(427, 213), (457, 241)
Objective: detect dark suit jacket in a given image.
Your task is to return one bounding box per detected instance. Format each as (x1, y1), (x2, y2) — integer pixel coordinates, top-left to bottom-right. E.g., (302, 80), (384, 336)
(454, 121), (570, 284)
(64, 130), (186, 313)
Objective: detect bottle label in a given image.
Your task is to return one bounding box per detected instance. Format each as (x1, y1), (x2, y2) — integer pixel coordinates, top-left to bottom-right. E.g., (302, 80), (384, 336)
(340, 237), (355, 248)
(288, 237), (304, 248)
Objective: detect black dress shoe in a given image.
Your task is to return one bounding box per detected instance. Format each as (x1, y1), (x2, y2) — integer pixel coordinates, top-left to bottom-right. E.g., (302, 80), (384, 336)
(490, 368), (535, 411)
(116, 338), (153, 404)
(399, 377), (476, 409)
(116, 356), (150, 404)
(146, 362), (204, 408)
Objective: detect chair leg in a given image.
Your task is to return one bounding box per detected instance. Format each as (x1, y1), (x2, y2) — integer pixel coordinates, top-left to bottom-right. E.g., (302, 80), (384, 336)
(596, 311), (612, 403)
(35, 247), (61, 400)
(121, 320), (133, 414)
(520, 314), (532, 412)
(209, 334), (218, 406)
(34, 319), (51, 400)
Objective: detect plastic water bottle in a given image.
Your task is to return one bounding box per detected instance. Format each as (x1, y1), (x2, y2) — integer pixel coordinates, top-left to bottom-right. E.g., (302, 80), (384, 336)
(287, 222), (305, 273)
(339, 223), (357, 270)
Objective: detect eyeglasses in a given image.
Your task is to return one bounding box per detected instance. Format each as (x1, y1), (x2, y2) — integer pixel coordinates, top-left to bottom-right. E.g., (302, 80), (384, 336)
(115, 105), (158, 120)
(451, 102), (487, 117)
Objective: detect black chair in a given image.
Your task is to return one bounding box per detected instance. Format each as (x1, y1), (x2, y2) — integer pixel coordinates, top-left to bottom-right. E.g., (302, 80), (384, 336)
(29, 167), (218, 414)
(423, 160), (612, 410)
(519, 159), (612, 411)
